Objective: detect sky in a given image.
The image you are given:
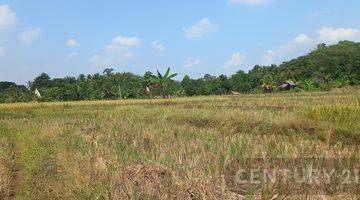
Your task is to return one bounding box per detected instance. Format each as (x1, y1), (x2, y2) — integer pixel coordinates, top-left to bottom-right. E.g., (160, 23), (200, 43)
(0, 0), (359, 85)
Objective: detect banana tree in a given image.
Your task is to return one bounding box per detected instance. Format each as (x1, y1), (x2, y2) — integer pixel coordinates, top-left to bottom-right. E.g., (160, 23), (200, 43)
(261, 74), (276, 93)
(155, 67), (177, 98)
(300, 79), (315, 91)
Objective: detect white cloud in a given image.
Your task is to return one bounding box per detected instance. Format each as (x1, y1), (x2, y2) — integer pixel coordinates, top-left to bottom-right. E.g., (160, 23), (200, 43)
(89, 50), (135, 67)
(263, 50), (276, 64)
(105, 35), (141, 51)
(317, 27), (360, 44)
(0, 46), (6, 56)
(151, 40), (165, 52)
(90, 54), (113, 66)
(124, 52), (134, 59)
(112, 36), (141, 46)
(66, 38), (79, 46)
(0, 4), (18, 29)
(90, 54), (101, 62)
(90, 54), (115, 67)
(67, 52), (78, 59)
(19, 28), (42, 44)
(262, 33), (313, 64)
(228, 0), (270, 5)
(90, 54), (107, 66)
(90, 35), (140, 67)
(224, 52), (246, 68)
(185, 59), (200, 68)
(306, 10), (331, 19)
(184, 18), (217, 38)
(293, 33), (312, 45)
(262, 45), (291, 65)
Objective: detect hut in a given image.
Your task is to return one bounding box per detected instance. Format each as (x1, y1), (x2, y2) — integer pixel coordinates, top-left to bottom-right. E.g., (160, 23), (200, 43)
(278, 80), (297, 90)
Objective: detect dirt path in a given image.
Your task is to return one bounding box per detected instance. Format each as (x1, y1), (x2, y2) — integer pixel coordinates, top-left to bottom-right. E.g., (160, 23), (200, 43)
(8, 137), (23, 199)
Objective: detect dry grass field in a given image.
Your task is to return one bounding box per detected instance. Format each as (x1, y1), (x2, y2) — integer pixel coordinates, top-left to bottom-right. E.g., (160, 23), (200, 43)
(1, 88), (360, 199)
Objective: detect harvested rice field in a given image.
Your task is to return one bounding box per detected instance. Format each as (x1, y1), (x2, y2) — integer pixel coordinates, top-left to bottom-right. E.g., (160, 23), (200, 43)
(1, 88), (360, 199)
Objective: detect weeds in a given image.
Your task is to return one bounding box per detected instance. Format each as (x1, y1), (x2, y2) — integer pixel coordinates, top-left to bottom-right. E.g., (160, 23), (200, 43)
(0, 87), (359, 198)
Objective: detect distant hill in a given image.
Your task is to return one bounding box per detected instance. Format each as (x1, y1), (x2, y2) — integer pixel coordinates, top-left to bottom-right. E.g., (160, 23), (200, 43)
(277, 41), (358, 81)
(244, 41), (360, 92)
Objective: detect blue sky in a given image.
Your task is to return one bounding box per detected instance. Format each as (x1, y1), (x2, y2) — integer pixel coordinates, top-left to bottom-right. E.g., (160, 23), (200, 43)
(0, 0), (359, 84)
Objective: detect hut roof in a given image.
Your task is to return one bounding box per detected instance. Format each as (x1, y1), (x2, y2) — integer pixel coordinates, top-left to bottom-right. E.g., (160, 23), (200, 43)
(285, 80), (296, 86)
(279, 80), (297, 89)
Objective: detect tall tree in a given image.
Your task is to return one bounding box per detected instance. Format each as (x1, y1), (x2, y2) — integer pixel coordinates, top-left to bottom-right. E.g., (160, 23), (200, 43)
(230, 70), (251, 93)
(31, 73), (51, 90)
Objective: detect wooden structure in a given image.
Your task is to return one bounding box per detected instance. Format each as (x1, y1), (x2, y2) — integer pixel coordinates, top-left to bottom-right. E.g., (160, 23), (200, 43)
(278, 80), (297, 90)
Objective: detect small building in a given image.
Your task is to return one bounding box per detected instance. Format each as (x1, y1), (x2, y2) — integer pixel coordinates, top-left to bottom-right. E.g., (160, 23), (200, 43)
(278, 80), (297, 90)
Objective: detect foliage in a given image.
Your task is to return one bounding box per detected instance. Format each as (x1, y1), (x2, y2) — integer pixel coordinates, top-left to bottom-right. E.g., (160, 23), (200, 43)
(299, 79), (315, 91)
(0, 41), (359, 103)
(230, 70), (251, 93)
(261, 74), (277, 92)
(154, 67), (178, 98)
(0, 82), (31, 103)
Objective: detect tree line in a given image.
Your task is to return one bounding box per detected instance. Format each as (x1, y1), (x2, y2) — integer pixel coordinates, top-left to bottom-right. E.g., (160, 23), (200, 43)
(1, 41), (359, 103)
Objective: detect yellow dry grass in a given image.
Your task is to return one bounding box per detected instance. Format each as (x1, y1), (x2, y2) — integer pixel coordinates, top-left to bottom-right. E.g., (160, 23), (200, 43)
(0, 87), (359, 199)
